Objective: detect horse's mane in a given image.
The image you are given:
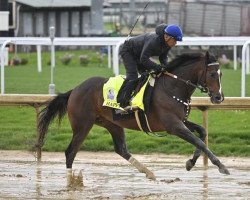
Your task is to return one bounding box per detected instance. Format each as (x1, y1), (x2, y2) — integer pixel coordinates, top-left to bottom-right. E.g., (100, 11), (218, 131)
(167, 53), (202, 72)
(167, 52), (217, 72)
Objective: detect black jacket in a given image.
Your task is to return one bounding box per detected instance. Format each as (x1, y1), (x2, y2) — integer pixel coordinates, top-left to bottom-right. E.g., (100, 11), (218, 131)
(121, 24), (171, 70)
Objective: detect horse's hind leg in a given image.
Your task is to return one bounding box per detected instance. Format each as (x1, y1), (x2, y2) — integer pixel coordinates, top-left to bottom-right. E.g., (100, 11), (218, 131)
(65, 114), (95, 169)
(96, 118), (156, 180)
(65, 109), (96, 187)
(184, 120), (206, 171)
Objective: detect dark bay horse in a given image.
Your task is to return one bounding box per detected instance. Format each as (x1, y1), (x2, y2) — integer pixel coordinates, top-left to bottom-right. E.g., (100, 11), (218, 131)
(37, 51), (229, 182)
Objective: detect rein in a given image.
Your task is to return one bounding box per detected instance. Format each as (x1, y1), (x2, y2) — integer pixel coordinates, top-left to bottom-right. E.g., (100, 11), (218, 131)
(163, 71), (207, 93)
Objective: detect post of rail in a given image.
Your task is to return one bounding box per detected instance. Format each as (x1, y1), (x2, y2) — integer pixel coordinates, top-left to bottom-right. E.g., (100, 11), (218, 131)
(113, 39), (125, 76)
(1, 39), (11, 94)
(36, 45), (42, 72)
(108, 45), (111, 69)
(233, 45), (237, 70)
(247, 45), (250, 74)
(49, 27), (55, 95)
(202, 109), (208, 168)
(197, 105), (209, 168)
(241, 40), (250, 97)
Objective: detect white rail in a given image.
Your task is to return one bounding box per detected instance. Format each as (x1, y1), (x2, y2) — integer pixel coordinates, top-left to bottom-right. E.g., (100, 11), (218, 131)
(1, 37), (250, 95)
(241, 41), (250, 97)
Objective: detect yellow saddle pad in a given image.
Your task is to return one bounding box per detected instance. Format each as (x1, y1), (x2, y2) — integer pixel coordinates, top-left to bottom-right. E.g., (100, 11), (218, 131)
(103, 75), (151, 110)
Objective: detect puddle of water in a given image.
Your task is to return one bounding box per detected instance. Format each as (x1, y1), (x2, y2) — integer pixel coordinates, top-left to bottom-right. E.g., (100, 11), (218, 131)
(0, 150), (249, 199)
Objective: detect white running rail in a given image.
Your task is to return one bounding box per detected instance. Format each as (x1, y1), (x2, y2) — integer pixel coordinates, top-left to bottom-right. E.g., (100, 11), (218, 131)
(1, 36), (250, 95)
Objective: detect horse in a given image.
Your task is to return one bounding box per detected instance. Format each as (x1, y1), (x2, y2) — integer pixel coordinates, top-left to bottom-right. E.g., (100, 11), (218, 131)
(37, 51), (230, 183)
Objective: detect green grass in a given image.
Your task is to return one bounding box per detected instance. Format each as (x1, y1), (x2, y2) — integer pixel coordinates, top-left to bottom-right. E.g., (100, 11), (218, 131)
(0, 50), (249, 157)
(5, 50), (114, 93)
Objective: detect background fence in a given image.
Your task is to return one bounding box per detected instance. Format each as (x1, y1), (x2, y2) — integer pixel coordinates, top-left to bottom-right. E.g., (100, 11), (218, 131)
(105, 0), (250, 36)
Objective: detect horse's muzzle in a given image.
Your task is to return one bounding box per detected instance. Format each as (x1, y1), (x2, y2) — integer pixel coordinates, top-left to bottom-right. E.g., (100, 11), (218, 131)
(210, 93), (224, 104)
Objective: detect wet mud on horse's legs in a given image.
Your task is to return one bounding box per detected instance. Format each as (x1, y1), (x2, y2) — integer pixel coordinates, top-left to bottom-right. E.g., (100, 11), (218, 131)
(0, 151), (249, 200)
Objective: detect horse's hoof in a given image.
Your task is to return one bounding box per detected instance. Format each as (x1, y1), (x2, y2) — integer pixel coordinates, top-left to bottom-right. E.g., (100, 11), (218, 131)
(186, 159), (194, 171)
(146, 172), (156, 181)
(219, 166), (230, 175)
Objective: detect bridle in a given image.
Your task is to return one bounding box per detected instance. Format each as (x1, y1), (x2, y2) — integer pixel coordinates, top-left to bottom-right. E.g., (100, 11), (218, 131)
(163, 61), (220, 95)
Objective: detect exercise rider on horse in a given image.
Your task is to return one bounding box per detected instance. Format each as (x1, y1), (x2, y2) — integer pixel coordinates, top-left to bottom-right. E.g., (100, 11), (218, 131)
(117, 24), (183, 108)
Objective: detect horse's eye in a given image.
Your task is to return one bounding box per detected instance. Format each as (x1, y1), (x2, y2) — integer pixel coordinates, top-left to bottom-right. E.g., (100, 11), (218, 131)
(209, 72), (217, 78)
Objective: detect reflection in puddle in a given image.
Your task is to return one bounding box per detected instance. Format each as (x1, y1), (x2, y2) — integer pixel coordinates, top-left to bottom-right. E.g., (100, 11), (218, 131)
(35, 163), (42, 198)
(202, 171), (208, 200)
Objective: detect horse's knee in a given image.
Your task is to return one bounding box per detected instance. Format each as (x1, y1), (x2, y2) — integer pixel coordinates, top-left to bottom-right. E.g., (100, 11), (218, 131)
(105, 124), (131, 160)
(184, 121), (207, 140)
(114, 147), (131, 160)
(197, 126), (207, 139)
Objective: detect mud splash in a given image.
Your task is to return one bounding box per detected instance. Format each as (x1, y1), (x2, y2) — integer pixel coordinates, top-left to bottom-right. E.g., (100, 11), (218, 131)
(0, 150), (249, 199)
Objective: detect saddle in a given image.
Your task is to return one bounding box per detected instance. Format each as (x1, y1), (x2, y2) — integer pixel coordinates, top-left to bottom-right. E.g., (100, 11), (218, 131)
(103, 74), (155, 132)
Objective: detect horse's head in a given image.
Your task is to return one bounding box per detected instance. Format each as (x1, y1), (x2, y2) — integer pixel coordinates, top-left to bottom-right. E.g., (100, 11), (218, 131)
(166, 52), (224, 104)
(200, 52), (224, 104)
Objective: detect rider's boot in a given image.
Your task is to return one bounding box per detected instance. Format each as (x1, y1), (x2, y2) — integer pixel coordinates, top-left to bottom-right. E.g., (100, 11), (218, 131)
(117, 79), (138, 108)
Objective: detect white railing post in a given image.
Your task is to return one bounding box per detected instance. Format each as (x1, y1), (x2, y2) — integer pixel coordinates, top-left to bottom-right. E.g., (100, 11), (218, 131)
(113, 39), (125, 76)
(241, 40), (250, 97)
(108, 45), (111, 69)
(0, 39), (11, 94)
(49, 27), (55, 95)
(246, 46), (250, 75)
(112, 45), (118, 75)
(36, 45), (42, 72)
(233, 45), (237, 70)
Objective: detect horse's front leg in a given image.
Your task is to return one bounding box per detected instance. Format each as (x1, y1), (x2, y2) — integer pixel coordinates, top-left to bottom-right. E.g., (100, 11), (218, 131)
(96, 118), (156, 180)
(184, 120), (206, 171)
(128, 156), (156, 180)
(169, 120), (230, 175)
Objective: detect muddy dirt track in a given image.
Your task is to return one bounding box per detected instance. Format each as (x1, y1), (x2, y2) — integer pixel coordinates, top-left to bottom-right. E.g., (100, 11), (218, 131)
(0, 150), (249, 199)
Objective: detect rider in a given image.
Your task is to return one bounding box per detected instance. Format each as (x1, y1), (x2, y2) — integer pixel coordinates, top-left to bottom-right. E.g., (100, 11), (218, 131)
(117, 24), (183, 108)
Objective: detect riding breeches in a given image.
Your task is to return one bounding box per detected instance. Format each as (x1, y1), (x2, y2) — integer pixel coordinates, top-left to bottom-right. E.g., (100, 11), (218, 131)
(119, 43), (139, 80)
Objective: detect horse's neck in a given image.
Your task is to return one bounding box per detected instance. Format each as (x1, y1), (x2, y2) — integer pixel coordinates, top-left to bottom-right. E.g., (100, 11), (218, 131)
(165, 63), (200, 100)
(174, 62), (200, 83)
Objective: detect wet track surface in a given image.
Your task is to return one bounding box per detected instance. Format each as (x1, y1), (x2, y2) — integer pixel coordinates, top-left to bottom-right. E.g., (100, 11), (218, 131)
(0, 150), (249, 199)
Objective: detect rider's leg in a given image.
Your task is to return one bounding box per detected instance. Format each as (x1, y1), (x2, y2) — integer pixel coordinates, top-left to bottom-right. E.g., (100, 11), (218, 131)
(117, 51), (138, 108)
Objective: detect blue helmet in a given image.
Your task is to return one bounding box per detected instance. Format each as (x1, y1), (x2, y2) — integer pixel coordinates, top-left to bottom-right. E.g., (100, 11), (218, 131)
(164, 25), (183, 41)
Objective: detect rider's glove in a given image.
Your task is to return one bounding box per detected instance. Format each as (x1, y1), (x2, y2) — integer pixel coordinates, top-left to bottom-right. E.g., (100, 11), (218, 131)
(161, 64), (168, 72)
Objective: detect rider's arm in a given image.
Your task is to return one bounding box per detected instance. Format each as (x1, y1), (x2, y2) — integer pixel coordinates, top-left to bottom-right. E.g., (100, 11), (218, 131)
(159, 53), (168, 67)
(140, 39), (161, 71)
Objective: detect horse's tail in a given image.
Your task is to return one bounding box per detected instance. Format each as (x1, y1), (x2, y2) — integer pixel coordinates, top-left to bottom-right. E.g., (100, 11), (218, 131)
(36, 90), (72, 148)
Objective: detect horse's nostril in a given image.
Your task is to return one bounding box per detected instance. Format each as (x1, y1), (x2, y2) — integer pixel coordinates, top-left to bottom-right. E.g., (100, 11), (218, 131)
(215, 96), (221, 100)
(214, 95), (223, 102)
